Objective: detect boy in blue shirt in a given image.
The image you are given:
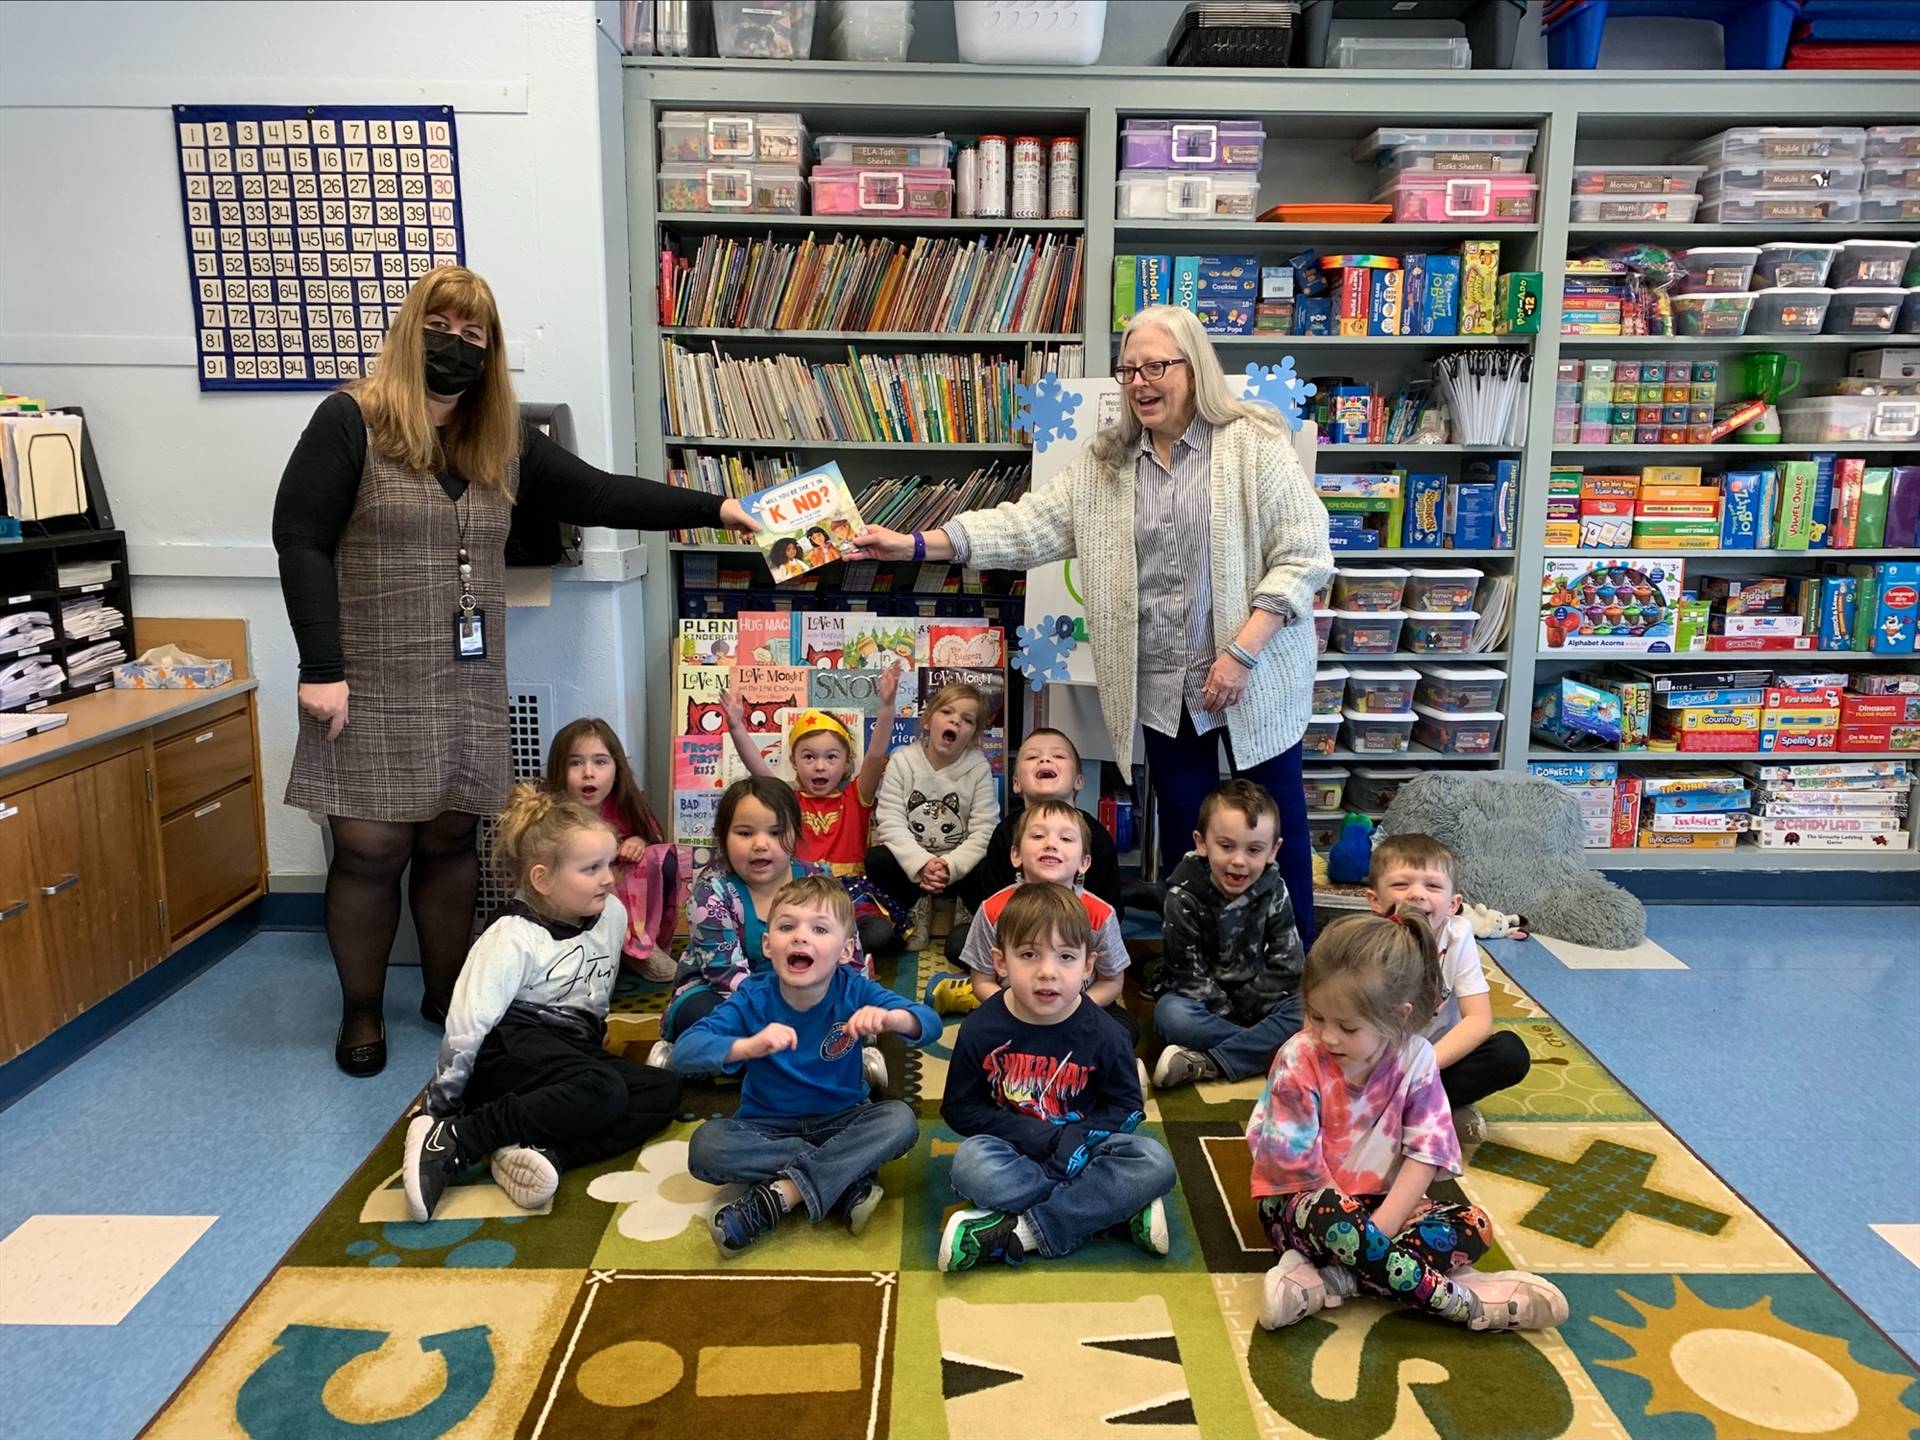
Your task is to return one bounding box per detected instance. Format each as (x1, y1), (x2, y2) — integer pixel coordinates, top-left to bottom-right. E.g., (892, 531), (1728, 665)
(675, 875), (940, 1256)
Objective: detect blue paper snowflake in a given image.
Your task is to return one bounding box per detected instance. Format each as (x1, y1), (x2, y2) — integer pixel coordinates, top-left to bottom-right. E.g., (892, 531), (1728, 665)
(1243, 359), (1317, 431)
(1013, 614), (1077, 690)
(1014, 374), (1080, 453)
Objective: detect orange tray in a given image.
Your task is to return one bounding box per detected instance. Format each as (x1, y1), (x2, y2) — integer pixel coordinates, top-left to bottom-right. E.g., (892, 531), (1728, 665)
(1259, 203), (1394, 224)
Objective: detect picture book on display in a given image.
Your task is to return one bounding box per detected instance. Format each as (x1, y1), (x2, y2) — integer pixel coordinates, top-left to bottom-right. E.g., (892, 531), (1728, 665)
(744, 463), (863, 582)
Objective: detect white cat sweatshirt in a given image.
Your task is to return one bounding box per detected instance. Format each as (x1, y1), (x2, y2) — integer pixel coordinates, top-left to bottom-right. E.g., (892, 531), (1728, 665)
(873, 742), (999, 883)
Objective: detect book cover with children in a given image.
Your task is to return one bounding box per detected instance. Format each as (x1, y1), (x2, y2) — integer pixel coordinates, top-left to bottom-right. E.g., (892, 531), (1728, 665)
(746, 462), (864, 582)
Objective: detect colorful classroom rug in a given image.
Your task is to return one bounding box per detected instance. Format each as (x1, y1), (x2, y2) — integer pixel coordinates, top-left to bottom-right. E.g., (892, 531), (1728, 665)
(144, 946), (1920, 1439)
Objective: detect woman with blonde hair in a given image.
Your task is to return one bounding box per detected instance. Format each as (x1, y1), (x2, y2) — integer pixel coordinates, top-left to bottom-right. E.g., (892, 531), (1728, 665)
(853, 305), (1331, 943)
(275, 265), (754, 1075)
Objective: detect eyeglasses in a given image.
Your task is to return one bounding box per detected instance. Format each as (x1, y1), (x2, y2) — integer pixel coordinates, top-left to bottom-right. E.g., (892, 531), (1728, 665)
(1113, 358), (1188, 385)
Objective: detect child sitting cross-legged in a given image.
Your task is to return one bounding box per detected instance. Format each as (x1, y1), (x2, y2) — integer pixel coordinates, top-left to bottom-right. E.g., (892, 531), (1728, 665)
(1150, 779), (1306, 1090)
(402, 785), (683, 1222)
(939, 883), (1174, 1271)
(1249, 909), (1567, 1334)
(674, 876), (940, 1256)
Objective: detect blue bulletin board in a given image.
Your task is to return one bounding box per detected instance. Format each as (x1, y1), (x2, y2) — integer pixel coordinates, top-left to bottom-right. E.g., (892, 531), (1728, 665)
(171, 104), (467, 391)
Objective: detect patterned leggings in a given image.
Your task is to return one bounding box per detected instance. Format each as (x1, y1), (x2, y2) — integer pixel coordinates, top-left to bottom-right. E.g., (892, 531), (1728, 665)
(1259, 1187), (1493, 1325)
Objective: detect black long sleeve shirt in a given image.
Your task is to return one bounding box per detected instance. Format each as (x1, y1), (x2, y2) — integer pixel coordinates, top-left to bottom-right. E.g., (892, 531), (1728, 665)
(272, 391), (723, 683)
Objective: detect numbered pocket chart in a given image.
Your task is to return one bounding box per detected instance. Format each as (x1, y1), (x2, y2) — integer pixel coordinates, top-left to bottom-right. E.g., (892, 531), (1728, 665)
(171, 104), (466, 391)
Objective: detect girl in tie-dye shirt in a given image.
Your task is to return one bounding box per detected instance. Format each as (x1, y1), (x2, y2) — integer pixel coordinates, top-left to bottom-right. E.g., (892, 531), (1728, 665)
(1245, 910), (1568, 1335)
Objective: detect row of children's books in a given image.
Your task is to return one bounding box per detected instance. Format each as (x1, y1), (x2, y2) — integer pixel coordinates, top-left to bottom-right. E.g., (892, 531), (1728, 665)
(659, 231), (1084, 335)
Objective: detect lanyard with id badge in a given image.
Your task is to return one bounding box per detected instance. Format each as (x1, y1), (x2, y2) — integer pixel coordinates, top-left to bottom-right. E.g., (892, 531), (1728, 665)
(451, 484), (486, 661)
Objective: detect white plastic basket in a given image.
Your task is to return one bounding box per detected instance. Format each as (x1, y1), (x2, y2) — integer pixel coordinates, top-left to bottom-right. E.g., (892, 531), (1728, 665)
(955, 0), (1106, 66)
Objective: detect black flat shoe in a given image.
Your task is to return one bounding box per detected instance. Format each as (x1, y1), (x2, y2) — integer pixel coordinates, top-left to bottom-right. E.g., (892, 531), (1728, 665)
(336, 1021), (387, 1077)
(419, 995), (448, 1027)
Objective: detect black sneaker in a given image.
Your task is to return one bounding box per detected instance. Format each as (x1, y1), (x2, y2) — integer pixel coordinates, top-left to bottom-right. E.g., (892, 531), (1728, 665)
(403, 1114), (480, 1222)
(710, 1182), (788, 1257)
(839, 1178), (885, 1236)
(939, 1208), (1026, 1272)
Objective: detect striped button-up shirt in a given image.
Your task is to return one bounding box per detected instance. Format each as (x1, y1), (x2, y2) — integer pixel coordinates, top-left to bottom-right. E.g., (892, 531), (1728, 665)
(1134, 417), (1221, 738)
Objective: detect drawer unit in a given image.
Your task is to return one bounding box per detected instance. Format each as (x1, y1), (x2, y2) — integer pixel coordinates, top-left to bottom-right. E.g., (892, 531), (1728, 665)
(160, 778), (261, 940)
(153, 709), (253, 818)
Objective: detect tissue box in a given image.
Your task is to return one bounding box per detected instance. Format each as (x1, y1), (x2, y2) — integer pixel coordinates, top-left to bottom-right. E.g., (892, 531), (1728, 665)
(114, 657), (235, 689)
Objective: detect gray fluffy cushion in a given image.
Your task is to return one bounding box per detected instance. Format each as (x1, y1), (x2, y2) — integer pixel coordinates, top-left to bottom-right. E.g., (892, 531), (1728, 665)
(1378, 771), (1646, 950)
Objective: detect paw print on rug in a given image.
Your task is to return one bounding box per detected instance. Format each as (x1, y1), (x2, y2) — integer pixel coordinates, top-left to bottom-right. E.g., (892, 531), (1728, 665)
(1241, 359), (1317, 431)
(344, 1215), (526, 1269)
(587, 1139), (739, 1243)
(1014, 374), (1080, 452)
(1013, 614), (1077, 690)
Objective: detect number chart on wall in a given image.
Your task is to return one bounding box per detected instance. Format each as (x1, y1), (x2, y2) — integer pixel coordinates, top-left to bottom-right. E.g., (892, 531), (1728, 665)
(171, 104), (466, 391)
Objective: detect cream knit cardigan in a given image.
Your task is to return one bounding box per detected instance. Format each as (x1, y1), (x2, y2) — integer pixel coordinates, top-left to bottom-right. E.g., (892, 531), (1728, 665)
(957, 415), (1333, 776)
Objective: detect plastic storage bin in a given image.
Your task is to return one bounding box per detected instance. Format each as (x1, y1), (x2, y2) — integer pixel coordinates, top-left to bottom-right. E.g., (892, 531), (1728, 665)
(1823, 287), (1907, 336)
(1698, 161), (1866, 194)
(956, 0), (1106, 65)
(1412, 705), (1504, 755)
(1354, 128), (1537, 166)
(1307, 810), (1344, 852)
(1751, 242), (1839, 288)
(1313, 609), (1334, 654)
(1345, 666), (1420, 714)
(1780, 394), (1888, 443)
(1696, 192), (1863, 225)
(658, 163), (806, 214)
(1676, 247), (1760, 294)
(1861, 190), (1920, 223)
(1379, 172), (1537, 223)
(1866, 159), (1920, 192)
(1403, 610), (1481, 654)
(1830, 241), (1917, 289)
(1346, 767), (1409, 813)
(1416, 664), (1507, 714)
(660, 111), (807, 164)
(1404, 566), (1483, 613)
(1331, 609), (1407, 656)
(1115, 170), (1259, 220)
(1672, 292), (1756, 336)
(809, 167), (954, 217)
(714, 0), (817, 58)
(813, 134), (952, 168)
(822, 0), (914, 61)
(1330, 565), (1410, 612)
(1548, 2), (1800, 70)
(1570, 194), (1700, 224)
(1687, 127), (1867, 165)
(1312, 665), (1349, 714)
(1748, 287), (1834, 336)
(1342, 709), (1416, 756)
(1304, 712), (1343, 757)
(1119, 119), (1265, 171)
(1302, 766), (1350, 811)
(1332, 35), (1470, 69)
(1571, 164), (1707, 195)
(1869, 125), (1920, 160)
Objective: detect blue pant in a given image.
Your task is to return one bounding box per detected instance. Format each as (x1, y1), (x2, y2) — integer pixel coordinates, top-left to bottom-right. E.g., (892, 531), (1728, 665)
(687, 1100), (919, 1222)
(1153, 991), (1302, 1082)
(949, 1133), (1176, 1258)
(1142, 714), (1316, 947)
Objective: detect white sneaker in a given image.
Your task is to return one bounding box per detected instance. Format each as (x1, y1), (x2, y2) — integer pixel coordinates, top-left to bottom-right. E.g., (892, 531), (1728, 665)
(1259, 1248), (1327, 1331)
(1457, 1270), (1569, 1331)
(646, 1040), (675, 1069)
(490, 1146), (560, 1210)
(862, 1045), (888, 1092)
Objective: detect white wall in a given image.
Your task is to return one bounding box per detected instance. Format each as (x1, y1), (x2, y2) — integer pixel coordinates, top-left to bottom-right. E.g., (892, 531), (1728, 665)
(0, 0), (646, 883)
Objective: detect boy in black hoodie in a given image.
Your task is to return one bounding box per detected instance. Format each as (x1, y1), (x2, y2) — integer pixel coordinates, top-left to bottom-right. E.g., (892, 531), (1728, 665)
(1150, 780), (1306, 1091)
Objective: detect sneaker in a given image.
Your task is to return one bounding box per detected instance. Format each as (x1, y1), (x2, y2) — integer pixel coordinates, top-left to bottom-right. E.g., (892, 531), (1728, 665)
(841, 1179), (885, 1237)
(907, 895), (932, 942)
(1259, 1248), (1328, 1332)
(1452, 1104), (1487, 1162)
(924, 972), (981, 1015)
(489, 1145), (560, 1210)
(939, 1208), (1026, 1272)
(862, 1045), (889, 1093)
(709, 1182), (788, 1258)
(1319, 1263), (1361, 1309)
(402, 1113), (479, 1223)
(1152, 1045), (1219, 1091)
(636, 949), (678, 984)
(1456, 1270), (1570, 1332)
(1136, 1058), (1151, 1096)
(646, 1040), (675, 1069)
(1113, 1196), (1170, 1256)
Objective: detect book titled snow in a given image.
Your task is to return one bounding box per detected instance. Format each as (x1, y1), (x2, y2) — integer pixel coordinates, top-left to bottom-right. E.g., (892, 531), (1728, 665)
(747, 463), (864, 583)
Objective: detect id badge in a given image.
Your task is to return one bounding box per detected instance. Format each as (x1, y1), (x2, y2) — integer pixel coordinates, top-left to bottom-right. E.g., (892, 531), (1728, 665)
(454, 608), (487, 660)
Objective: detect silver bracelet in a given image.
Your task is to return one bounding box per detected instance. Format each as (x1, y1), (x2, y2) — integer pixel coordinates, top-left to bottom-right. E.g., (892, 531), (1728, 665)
(1225, 642), (1258, 669)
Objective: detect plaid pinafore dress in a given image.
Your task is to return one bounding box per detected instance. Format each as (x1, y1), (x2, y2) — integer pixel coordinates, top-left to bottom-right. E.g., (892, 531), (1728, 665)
(284, 434), (518, 822)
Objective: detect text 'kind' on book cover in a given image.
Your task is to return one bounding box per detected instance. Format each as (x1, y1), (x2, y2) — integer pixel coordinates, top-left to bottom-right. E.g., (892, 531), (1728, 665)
(747, 461), (864, 582)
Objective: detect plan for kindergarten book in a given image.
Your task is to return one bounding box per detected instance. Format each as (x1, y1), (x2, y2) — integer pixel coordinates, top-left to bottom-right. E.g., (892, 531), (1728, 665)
(746, 461), (865, 582)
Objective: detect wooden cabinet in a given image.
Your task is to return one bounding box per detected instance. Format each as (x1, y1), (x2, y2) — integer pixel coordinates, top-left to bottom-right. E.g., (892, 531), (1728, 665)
(161, 779), (261, 941)
(0, 798), (60, 1059)
(153, 711), (252, 818)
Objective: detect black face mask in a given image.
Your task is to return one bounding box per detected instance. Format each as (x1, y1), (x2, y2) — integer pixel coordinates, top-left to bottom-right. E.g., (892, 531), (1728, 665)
(422, 328), (486, 397)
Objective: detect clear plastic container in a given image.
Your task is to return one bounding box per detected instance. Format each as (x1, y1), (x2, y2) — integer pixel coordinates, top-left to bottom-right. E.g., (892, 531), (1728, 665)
(1830, 240), (1917, 289)
(1312, 665), (1349, 714)
(1865, 159), (1920, 192)
(1571, 164), (1706, 195)
(1402, 610), (1481, 655)
(1780, 394), (1882, 442)
(1331, 609), (1408, 656)
(813, 134), (952, 168)
(1330, 565), (1410, 612)
(1353, 128), (1537, 168)
(1378, 172), (1538, 223)
(1676, 247), (1760, 294)
(1378, 140), (1535, 177)
(1404, 566), (1483, 613)
(1313, 608), (1334, 654)
(1672, 292), (1756, 337)
(1868, 125), (1920, 160)
(1685, 127), (1867, 165)
(1304, 712), (1343, 757)
(1412, 704), (1504, 756)
(1115, 169), (1260, 220)
(1751, 241), (1839, 288)
(714, 0), (818, 58)
(1342, 709), (1416, 755)
(1748, 286), (1834, 336)
(1307, 809), (1345, 851)
(1345, 666), (1420, 714)
(1302, 766), (1350, 810)
(1861, 189), (1920, 223)
(1822, 287), (1907, 336)
(1331, 35), (1470, 68)
(658, 162), (806, 214)
(1696, 192), (1863, 225)
(1346, 767), (1410, 812)
(1416, 664), (1507, 714)
(1698, 161), (1866, 195)
(659, 111), (807, 164)
(1570, 194), (1701, 223)
(809, 166), (954, 216)
(1118, 119), (1265, 171)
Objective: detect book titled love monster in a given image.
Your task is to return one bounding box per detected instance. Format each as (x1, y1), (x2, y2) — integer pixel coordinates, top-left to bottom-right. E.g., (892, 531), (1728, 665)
(746, 462), (865, 582)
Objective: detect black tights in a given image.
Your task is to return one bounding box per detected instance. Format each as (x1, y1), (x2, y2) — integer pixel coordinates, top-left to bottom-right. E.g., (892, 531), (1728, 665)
(327, 810), (480, 1047)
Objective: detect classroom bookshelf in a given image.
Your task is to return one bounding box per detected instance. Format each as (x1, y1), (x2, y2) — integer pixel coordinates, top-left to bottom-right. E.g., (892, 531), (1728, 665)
(624, 60), (1919, 878)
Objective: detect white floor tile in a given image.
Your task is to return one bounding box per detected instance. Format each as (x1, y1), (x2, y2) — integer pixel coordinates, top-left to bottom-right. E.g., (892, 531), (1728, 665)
(0, 1215), (216, 1326)
(1535, 933), (1689, 970)
(1870, 1223), (1920, 1272)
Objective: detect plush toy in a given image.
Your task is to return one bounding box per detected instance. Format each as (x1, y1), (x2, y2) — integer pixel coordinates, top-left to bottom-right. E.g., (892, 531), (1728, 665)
(1327, 810), (1375, 886)
(1465, 900), (1529, 940)
(1311, 851), (1330, 889)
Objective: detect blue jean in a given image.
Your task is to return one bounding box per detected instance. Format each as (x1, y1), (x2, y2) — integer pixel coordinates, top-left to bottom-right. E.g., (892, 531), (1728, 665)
(1142, 713), (1316, 947)
(687, 1100), (920, 1222)
(949, 1132), (1176, 1258)
(1153, 991), (1302, 1082)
